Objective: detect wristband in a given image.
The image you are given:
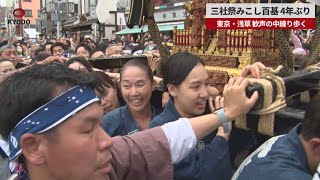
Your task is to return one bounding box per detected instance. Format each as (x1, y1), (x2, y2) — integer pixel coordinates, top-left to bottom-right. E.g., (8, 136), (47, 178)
(214, 108), (230, 133)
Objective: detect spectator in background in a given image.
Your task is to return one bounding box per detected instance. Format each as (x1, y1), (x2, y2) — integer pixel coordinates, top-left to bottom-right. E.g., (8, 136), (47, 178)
(75, 43), (92, 59)
(0, 40), (19, 66)
(140, 32), (151, 46)
(90, 49), (106, 59)
(84, 35), (96, 49)
(44, 42), (53, 55)
(29, 44), (41, 60)
(95, 42), (109, 55)
(48, 37), (57, 44)
(163, 34), (173, 49)
(51, 42), (67, 57)
(0, 58), (16, 74)
(0, 27), (9, 41)
(59, 36), (68, 46)
(144, 45), (160, 74)
(116, 40), (124, 48)
(106, 45), (124, 57)
(16, 44), (24, 59)
(26, 39), (34, 49)
(144, 39), (155, 51)
(36, 34), (46, 46)
(65, 56), (94, 72)
(290, 30), (307, 56)
(20, 42), (29, 58)
(33, 46), (45, 57)
(111, 30), (116, 41)
(71, 31), (81, 50)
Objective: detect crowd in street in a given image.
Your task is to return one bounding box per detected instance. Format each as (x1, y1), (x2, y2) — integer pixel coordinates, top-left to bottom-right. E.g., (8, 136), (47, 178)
(0, 27), (319, 180)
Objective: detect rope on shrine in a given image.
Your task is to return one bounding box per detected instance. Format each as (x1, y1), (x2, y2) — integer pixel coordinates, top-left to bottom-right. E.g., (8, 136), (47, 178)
(235, 65), (287, 136)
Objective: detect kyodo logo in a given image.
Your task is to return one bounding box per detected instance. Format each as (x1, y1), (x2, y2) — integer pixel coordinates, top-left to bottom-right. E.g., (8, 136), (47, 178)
(7, 8), (31, 25)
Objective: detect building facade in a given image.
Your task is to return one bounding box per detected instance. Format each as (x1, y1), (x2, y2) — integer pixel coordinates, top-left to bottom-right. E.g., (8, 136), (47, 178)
(39, 0), (102, 38)
(0, 6), (6, 28)
(116, 0), (190, 38)
(20, 0), (41, 28)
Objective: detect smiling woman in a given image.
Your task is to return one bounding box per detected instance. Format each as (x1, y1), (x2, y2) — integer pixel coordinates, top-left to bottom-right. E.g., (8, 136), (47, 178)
(149, 52), (233, 180)
(0, 63), (257, 180)
(102, 59), (163, 136)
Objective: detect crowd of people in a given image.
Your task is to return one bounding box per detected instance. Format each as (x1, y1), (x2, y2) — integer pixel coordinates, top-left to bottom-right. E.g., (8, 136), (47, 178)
(0, 28), (319, 180)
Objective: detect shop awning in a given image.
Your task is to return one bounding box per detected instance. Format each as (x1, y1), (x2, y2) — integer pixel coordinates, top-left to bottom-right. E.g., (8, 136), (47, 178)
(63, 19), (99, 29)
(116, 23), (184, 35)
(116, 27), (143, 35)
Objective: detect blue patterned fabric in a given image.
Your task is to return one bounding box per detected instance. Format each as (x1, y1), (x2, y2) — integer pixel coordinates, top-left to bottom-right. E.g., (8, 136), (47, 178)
(233, 124), (312, 180)
(8, 85), (99, 161)
(150, 99), (232, 180)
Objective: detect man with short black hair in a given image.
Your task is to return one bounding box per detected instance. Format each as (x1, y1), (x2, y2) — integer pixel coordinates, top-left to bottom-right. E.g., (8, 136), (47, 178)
(0, 27), (9, 41)
(0, 40), (18, 66)
(50, 42), (67, 56)
(36, 34), (46, 46)
(0, 64), (257, 180)
(44, 42), (53, 55)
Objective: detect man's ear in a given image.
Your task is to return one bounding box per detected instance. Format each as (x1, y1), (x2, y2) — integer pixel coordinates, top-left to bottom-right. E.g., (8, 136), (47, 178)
(20, 133), (46, 166)
(167, 84), (177, 97)
(309, 138), (320, 160)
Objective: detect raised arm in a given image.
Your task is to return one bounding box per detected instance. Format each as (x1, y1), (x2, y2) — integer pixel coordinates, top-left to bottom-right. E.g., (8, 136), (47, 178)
(189, 77), (258, 140)
(110, 77), (258, 179)
(161, 77), (258, 163)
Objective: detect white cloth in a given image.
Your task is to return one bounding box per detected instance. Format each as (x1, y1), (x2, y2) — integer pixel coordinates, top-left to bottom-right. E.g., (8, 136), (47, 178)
(0, 137), (16, 172)
(292, 48), (307, 56)
(133, 50), (143, 55)
(313, 163), (320, 180)
(0, 138), (9, 157)
(161, 118), (197, 164)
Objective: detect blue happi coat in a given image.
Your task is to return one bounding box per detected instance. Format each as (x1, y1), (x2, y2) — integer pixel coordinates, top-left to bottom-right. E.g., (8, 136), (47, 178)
(233, 124), (312, 180)
(149, 99), (232, 180)
(102, 104), (162, 136)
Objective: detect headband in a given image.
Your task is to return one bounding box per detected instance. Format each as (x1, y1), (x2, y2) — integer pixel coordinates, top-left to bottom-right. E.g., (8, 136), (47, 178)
(8, 85), (99, 161)
(0, 40), (14, 53)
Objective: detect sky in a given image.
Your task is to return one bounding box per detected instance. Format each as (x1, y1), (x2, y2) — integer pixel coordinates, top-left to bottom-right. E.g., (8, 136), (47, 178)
(0, 0), (6, 7)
